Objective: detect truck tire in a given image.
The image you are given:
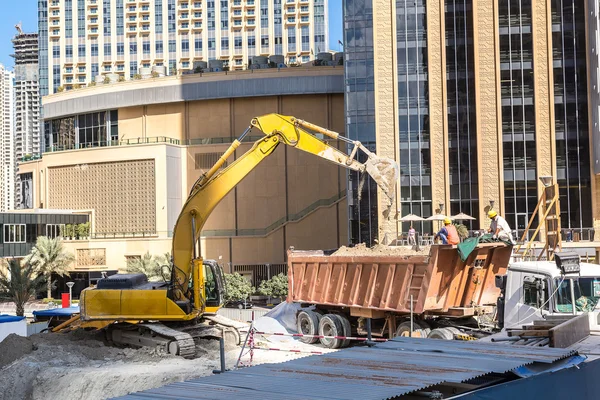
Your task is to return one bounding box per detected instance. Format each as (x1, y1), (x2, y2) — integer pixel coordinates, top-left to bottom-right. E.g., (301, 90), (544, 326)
(428, 327), (461, 340)
(297, 310), (321, 344)
(333, 314), (352, 348)
(395, 321), (430, 338)
(318, 314), (344, 349)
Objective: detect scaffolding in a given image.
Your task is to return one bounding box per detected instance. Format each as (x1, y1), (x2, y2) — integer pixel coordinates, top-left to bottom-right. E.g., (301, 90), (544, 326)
(513, 176), (562, 261)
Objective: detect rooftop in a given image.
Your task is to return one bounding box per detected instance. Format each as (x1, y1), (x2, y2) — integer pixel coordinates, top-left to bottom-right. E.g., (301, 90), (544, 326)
(119, 337), (579, 400)
(42, 66), (344, 119)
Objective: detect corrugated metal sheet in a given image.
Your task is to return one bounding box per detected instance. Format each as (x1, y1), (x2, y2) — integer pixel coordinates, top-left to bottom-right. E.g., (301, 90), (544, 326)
(118, 337), (577, 400)
(216, 308), (269, 322)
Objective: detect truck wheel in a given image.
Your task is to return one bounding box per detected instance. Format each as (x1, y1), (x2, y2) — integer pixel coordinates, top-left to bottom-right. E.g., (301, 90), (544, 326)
(333, 314), (352, 348)
(319, 314), (344, 349)
(428, 327), (461, 340)
(395, 321), (428, 337)
(297, 310), (321, 344)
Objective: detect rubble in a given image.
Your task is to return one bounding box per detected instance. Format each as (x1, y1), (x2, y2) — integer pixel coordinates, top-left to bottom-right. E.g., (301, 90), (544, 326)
(331, 243), (431, 256)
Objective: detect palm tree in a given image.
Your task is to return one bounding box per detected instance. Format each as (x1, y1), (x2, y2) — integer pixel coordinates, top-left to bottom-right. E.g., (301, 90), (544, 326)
(0, 259), (45, 316)
(126, 252), (171, 282)
(22, 236), (75, 299)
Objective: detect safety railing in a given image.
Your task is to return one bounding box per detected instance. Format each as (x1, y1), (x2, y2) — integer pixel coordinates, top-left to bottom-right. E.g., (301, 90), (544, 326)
(202, 190), (346, 237)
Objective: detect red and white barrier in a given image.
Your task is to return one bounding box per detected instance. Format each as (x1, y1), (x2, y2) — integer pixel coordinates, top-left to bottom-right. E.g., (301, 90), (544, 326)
(253, 347), (324, 355)
(251, 330), (389, 343)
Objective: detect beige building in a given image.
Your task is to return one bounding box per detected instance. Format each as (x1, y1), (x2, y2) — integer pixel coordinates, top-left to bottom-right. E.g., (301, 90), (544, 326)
(344, 0), (599, 245)
(39, 0), (328, 95)
(19, 67), (347, 272)
(0, 65), (15, 212)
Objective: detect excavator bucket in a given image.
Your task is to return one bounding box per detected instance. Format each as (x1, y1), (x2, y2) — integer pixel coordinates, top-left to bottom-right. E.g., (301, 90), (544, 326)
(365, 156), (399, 201)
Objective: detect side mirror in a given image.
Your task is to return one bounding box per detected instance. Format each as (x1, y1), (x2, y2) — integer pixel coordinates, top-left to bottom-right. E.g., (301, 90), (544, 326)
(495, 274), (507, 291)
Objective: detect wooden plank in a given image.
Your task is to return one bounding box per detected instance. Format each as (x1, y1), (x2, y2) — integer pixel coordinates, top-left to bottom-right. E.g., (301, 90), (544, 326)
(523, 325), (557, 330)
(533, 319), (564, 326)
(549, 313), (590, 348)
(508, 330), (550, 337)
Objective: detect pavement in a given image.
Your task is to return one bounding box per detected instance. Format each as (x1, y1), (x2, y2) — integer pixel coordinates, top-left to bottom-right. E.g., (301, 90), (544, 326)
(0, 301), (59, 318)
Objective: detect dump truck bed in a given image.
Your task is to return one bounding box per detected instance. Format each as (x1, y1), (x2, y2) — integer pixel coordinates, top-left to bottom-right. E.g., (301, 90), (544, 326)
(287, 243), (512, 315)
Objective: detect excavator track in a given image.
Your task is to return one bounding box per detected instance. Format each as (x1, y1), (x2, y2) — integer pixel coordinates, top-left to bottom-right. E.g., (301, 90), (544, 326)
(110, 323), (197, 359)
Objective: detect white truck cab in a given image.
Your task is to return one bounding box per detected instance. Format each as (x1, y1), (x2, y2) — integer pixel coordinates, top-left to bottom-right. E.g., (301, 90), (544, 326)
(498, 252), (600, 332)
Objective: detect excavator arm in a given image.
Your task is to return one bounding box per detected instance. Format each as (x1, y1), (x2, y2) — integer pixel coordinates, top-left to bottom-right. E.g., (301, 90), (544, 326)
(170, 113), (398, 305)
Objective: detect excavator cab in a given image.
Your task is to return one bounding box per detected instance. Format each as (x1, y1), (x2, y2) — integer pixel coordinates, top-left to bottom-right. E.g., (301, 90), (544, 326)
(197, 260), (226, 312)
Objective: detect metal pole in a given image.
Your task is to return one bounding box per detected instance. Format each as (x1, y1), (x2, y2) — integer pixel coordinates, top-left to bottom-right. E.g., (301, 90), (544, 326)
(410, 294), (414, 337)
(366, 318), (374, 347)
(569, 279), (577, 315)
(213, 333), (226, 374)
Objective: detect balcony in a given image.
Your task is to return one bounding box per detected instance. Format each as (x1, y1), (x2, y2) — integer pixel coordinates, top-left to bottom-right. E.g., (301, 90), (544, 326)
(179, 23), (190, 31)
(88, 18), (99, 26)
(50, 29), (60, 38)
(192, 22), (203, 31)
(88, 28), (99, 36)
(88, 0), (98, 6)
(139, 5), (150, 13)
(89, 8), (98, 14)
(192, 12), (202, 19)
(299, 16), (309, 23)
(127, 6), (137, 14)
(49, 1), (60, 9)
(128, 25), (137, 32)
(300, 6), (309, 13)
(141, 24), (150, 31)
(193, 2), (202, 9)
(64, 69), (74, 75)
(232, 0), (242, 7)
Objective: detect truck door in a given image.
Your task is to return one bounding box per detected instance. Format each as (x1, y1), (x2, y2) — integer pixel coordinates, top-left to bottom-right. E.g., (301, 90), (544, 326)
(505, 273), (549, 328)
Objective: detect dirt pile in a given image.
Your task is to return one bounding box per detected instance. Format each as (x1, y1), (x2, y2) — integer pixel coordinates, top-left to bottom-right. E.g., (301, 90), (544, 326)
(0, 334), (34, 369)
(332, 243), (431, 257)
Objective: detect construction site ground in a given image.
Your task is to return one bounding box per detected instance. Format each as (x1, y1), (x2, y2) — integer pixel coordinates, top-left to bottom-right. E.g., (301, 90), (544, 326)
(0, 315), (335, 400)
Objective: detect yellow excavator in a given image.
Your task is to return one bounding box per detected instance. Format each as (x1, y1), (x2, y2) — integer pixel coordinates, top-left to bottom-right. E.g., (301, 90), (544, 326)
(57, 114), (398, 358)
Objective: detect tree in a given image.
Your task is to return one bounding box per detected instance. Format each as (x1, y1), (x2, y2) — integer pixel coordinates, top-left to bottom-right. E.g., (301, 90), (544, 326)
(126, 251), (170, 282)
(151, 70), (160, 78)
(133, 73), (142, 80)
(118, 75), (126, 82)
(90, 81), (97, 86)
(22, 236), (75, 299)
(57, 86), (65, 93)
(103, 76), (111, 84)
(224, 273), (253, 303)
(258, 273), (288, 300)
(0, 260), (45, 316)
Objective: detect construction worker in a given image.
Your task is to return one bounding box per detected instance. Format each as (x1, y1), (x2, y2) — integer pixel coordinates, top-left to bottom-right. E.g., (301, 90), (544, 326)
(487, 210), (515, 244)
(435, 218), (460, 245)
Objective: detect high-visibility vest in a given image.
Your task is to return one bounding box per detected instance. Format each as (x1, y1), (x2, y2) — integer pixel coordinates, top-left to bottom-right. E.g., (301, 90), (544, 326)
(446, 225), (460, 245)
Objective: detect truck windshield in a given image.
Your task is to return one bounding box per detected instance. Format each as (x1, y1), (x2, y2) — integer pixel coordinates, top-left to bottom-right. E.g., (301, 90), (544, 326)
(554, 277), (600, 313)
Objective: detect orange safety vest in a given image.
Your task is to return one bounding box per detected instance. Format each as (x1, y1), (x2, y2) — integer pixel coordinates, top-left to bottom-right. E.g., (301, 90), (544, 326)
(446, 225), (460, 245)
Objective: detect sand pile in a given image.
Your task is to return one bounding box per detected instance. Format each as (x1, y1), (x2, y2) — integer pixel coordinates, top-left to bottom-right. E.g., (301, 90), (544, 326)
(332, 243), (431, 257)
(0, 334), (34, 369)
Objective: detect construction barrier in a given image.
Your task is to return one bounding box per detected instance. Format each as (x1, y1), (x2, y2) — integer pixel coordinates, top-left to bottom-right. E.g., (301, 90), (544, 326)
(250, 330), (389, 343)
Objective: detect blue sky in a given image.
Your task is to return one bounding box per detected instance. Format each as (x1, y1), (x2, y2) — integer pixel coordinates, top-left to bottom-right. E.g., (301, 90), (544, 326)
(0, 0), (343, 69)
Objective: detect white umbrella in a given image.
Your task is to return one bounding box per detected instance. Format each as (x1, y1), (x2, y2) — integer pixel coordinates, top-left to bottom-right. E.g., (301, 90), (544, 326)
(399, 213), (425, 222)
(426, 214), (448, 221)
(451, 212), (476, 221)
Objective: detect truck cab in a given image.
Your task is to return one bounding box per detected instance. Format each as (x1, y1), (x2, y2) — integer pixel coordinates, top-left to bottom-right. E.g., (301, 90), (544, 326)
(499, 253), (600, 332)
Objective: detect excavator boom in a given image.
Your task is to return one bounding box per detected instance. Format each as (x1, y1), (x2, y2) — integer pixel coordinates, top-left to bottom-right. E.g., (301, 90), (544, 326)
(171, 113), (398, 301)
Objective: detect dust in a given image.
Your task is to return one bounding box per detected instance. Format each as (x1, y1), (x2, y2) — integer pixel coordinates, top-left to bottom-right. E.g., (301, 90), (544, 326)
(332, 243), (431, 257)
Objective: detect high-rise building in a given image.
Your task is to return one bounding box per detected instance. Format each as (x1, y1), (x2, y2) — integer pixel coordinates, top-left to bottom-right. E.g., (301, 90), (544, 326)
(12, 26), (41, 161)
(0, 65), (15, 212)
(344, 0), (597, 244)
(38, 0), (328, 95)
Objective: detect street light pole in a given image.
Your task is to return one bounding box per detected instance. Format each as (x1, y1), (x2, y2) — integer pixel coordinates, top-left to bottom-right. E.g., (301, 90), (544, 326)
(66, 282), (75, 307)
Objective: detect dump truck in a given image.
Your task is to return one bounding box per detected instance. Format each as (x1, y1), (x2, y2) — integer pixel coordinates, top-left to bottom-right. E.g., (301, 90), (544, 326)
(287, 243), (512, 347)
(288, 245), (600, 348)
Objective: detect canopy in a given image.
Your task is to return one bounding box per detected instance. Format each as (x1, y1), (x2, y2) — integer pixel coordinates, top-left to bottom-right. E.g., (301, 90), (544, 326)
(451, 212), (476, 221)
(398, 213), (424, 222)
(426, 214), (448, 221)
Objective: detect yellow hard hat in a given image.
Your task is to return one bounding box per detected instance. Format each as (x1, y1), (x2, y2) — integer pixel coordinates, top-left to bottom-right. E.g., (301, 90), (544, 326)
(488, 210), (498, 219)
(444, 218), (452, 225)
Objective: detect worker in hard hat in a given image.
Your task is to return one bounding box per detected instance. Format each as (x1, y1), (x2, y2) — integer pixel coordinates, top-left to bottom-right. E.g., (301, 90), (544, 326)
(487, 210), (515, 244)
(435, 218), (460, 245)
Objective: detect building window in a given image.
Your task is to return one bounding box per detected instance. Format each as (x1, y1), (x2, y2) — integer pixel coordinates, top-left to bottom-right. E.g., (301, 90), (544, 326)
(156, 42), (164, 53)
(130, 61), (137, 78)
(104, 65), (112, 71)
(221, 37), (229, 50)
(4, 224), (26, 243)
(130, 41), (138, 54)
(195, 38), (202, 51)
(169, 39), (176, 53)
(77, 111), (108, 147)
(78, 0), (86, 37)
(182, 61), (190, 68)
(143, 41), (151, 55)
(53, 45), (60, 59)
(78, 44), (86, 57)
(168, 0), (176, 32)
(117, 42), (125, 56)
(46, 224), (65, 239)
(155, 0), (163, 33)
(91, 43), (99, 56)
(104, 43), (112, 56)
(66, 45), (73, 58)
